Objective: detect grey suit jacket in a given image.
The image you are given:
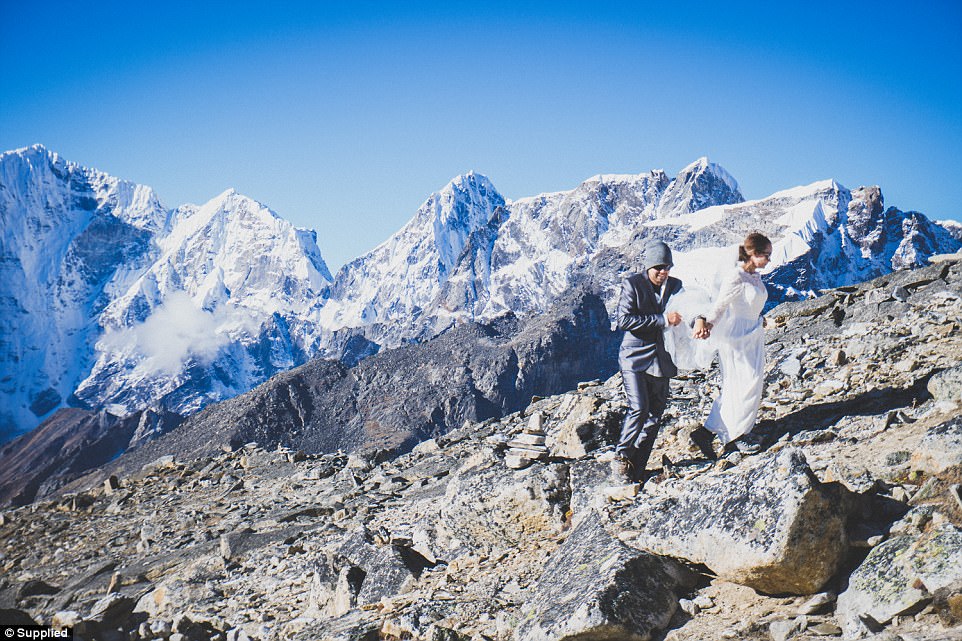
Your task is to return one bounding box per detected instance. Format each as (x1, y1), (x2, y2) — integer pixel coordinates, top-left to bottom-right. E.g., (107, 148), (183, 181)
(616, 272), (682, 377)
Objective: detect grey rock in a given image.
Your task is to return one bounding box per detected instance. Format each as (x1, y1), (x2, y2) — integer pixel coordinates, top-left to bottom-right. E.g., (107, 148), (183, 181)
(17, 579), (59, 598)
(436, 458), (570, 553)
(517, 515), (692, 641)
(693, 594), (715, 610)
(679, 598), (699, 615)
(331, 531), (433, 609)
(951, 484), (962, 512)
(2, 608), (39, 625)
(770, 617), (802, 641)
(620, 448), (851, 594)
(150, 619), (172, 637)
(88, 592), (135, 625)
(545, 393), (620, 458)
(51, 611), (82, 627)
(780, 352), (804, 378)
(569, 458), (614, 524)
(103, 475), (120, 494)
(226, 629), (251, 641)
(910, 415), (962, 475)
(287, 610), (380, 641)
(799, 591), (837, 615)
(927, 364), (962, 404)
(837, 524), (962, 638)
(863, 288), (891, 306)
(808, 622), (842, 635)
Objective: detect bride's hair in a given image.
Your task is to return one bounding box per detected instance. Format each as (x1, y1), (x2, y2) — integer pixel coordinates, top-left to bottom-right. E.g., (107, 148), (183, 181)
(738, 232), (772, 262)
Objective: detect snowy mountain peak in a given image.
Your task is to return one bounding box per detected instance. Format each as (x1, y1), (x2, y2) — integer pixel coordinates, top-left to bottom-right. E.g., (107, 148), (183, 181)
(316, 172), (507, 335)
(420, 172), (506, 274)
(435, 171), (501, 218)
(678, 156), (740, 195)
(4, 143), (55, 163)
(653, 157), (744, 219)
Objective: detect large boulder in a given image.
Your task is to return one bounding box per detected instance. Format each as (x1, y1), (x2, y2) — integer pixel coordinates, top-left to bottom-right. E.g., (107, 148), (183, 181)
(309, 530), (434, 616)
(836, 523), (962, 639)
(618, 448), (851, 594)
(517, 515), (692, 641)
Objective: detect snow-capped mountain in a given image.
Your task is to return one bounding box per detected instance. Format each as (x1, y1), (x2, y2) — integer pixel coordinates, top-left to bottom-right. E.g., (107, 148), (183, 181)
(0, 146), (332, 442)
(73, 188), (333, 418)
(462, 157), (743, 320)
(2, 145), (958, 444)
(0, 145), (168, 442)
(316, 158), (745, 353)
(316, 172), (506, 340)
(645, 180), (961, 302)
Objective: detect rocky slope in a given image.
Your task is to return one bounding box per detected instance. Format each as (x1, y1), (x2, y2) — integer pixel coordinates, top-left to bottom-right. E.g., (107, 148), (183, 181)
(1, 259), (961, 640)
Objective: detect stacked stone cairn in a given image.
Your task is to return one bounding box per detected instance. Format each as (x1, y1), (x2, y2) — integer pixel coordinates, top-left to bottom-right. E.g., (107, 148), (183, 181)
(504, 412), (550, 469)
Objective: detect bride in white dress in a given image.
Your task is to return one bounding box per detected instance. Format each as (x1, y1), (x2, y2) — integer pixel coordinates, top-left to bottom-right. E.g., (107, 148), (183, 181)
(689, 232), (772, 456)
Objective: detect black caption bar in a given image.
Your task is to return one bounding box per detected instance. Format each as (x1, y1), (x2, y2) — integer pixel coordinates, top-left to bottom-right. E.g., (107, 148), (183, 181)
(0, 627), (73, 640)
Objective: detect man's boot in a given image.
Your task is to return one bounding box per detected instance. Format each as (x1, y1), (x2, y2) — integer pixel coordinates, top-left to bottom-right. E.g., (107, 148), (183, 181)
(610, 455), (634, 485)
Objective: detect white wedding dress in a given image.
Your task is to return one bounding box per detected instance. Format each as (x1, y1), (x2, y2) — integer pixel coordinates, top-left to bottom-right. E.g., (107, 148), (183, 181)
(701, 267), (768, 443)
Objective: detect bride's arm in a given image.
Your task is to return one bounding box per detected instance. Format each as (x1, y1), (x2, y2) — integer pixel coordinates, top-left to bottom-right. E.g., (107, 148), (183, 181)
(706, 272), (741, 326)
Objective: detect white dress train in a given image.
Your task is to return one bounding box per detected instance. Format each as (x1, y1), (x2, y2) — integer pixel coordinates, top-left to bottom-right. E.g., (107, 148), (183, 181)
(702, 268), (768, 444)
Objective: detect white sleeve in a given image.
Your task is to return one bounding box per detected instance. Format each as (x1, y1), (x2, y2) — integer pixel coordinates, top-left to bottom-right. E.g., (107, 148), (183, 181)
(706, 272), (742, 325)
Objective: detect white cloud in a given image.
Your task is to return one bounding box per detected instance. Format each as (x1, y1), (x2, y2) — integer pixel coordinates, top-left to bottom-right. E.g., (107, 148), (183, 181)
(100, 291), (238, 375)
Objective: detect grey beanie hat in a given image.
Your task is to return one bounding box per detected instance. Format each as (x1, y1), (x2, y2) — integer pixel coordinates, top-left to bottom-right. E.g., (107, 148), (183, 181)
(643, 240), (673, 268)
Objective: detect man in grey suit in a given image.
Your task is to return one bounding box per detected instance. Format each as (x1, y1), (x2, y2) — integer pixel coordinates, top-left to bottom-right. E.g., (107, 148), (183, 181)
(612, 240), (683, 484)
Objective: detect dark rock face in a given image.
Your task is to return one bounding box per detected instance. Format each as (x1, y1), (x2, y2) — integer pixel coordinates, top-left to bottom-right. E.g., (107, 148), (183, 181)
(846, 186), (886, 253)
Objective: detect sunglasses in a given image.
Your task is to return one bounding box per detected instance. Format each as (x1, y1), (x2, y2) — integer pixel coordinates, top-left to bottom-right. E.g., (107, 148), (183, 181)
(650, 265), (672, 272)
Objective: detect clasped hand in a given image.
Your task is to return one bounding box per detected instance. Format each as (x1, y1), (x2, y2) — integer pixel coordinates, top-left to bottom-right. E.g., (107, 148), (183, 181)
(692, 318), (712, 340)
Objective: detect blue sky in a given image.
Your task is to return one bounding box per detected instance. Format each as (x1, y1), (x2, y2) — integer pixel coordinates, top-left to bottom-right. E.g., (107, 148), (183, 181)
(2, 1), (960, 270)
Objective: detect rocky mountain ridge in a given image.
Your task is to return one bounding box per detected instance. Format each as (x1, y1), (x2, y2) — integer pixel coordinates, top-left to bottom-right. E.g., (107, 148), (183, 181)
(1, 257), (961, 640)
(2, 145), (959, 448)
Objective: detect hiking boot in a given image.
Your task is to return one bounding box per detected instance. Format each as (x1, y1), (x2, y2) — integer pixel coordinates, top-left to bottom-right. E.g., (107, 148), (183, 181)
(723, 437), (762, 455)
(689, 426), (718, 460)
(610, 455), (634, 485)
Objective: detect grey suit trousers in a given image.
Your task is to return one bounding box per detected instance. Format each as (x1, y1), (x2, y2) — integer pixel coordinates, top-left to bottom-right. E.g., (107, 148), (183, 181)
(616, 370), (670, 479)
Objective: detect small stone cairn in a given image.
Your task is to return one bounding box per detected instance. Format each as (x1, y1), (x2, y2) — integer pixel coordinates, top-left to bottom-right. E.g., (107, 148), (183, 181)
(504, 412), (550, 469)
